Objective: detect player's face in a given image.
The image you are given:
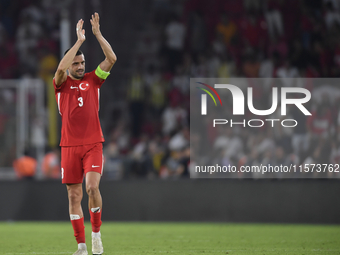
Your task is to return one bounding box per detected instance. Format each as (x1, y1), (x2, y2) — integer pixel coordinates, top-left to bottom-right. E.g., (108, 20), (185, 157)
(69, 54), (85, 79)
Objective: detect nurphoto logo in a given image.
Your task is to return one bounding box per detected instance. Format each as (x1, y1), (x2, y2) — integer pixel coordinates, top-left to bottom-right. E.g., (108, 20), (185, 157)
(198, 82), (311, 128)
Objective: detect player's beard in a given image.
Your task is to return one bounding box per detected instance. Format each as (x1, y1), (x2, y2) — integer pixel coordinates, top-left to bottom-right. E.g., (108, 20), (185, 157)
(71, 69), (85, 79)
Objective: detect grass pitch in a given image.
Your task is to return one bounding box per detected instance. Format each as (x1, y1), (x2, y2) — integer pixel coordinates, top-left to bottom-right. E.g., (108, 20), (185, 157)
(0, 222), (339, 254)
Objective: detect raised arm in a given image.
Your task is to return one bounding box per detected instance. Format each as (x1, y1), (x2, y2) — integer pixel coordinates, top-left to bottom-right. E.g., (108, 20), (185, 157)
(54, 19), (86, 87)
(90, 12), (117, 73)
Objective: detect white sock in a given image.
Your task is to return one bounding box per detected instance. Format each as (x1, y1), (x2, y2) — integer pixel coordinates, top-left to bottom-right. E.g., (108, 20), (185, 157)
(91, 207), (101, 213)
(70, 214), (81, 220)
(92, 231), (101, 238)
(78, 243), (87, 250)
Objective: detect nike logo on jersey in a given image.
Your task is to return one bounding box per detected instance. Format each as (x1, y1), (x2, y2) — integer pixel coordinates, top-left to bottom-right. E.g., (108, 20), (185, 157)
(92, 165), (100, 168)
(70, 83), (89, 91)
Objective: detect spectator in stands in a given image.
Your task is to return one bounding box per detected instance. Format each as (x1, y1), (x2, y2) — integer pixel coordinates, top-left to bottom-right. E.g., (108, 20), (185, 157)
(108, 120), (131, 155)
(162, 101), (187, 136)
(242, 53), (260, 77)
(149, 78), (167, 117)
(144, 64), (161, 88)
(213, 127), (243, 160)
(272, 146), (289, 178)
(212, 32), (227, 56)
(168, 126), (189, 152)
(275, 59), (299, 82)
(265, 0), (284, 39)
(191, 53), (209, 77)
(41, 147), (60, 179)
(130, 134), (156, 178)
(299, 7), (315, 49)
(206, 49), (222, 77)
(291, 103), (310, 155)
(177, 146), (190, 178)
(38, 46), (58, 83)
(259, 51), (280, 79)
(13, 150), (37, 180)
(216, 14), (237, 47)
(240, 11), (267, 50)
(20, 2), (45, 24)
(243, 149), (261, 178)
(217, 53), (236, 78)
(103, 139), (123, 180)
(307, 103), (333, 138)
(324, 1), (340, 30)
(147, 135), (165, 175)
(128, 68), (146, 138)
(172, 64), (190, 94)
(163, 13), (186, 72)
(159, 146), (189, 179)
(302, 144), (331, 177)
(260, 149), (275, 177)
(16, 13), (43, 71)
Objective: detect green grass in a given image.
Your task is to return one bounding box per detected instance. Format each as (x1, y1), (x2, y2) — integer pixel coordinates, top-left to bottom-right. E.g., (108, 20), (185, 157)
(0, 222), (339, 254)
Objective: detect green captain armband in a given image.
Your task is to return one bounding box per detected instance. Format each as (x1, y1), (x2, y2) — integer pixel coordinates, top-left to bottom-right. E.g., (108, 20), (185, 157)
(95, 65), (110, 80)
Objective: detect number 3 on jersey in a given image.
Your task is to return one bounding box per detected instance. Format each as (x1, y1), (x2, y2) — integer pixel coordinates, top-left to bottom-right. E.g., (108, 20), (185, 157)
(78, 97), (83, 107)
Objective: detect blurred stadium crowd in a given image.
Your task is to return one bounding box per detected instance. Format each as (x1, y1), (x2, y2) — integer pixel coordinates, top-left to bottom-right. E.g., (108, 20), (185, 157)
(1, 0), (340, 179)
(0, 0), (59, 79)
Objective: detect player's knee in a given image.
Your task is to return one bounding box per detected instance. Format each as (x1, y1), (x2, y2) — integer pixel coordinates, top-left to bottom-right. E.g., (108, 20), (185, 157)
(67, 190), (82, 204)
(86, 183), (99, 196)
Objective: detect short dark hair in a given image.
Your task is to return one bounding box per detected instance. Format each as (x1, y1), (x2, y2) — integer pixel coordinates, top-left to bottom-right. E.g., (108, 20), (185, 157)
(64, 49), (84, 56)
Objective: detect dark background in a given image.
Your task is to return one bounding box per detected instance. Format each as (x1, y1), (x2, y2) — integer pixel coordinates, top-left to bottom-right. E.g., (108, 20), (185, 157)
(1, 179), (340, 223)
